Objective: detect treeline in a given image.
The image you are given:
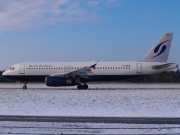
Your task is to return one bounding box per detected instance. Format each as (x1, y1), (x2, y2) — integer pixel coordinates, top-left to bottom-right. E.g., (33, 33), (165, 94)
(0, 70), (180, 82)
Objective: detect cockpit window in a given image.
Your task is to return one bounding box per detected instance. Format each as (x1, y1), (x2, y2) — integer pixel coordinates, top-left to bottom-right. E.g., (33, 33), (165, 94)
(10, 67), (15, 70)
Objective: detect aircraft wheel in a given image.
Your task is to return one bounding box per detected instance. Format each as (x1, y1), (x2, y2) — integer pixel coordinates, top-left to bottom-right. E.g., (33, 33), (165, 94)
(84, 85), (88, 90)
(77, 85), (88, 90)
(77, 85), (81, 89)
(22, 86), (27, 89)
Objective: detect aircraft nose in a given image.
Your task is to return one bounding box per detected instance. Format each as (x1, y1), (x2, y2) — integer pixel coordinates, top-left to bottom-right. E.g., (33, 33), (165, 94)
(2, 70), (9, 76)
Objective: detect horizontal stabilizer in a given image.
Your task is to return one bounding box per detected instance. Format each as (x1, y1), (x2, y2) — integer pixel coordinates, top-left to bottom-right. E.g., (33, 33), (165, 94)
(152, 63), (178, 70)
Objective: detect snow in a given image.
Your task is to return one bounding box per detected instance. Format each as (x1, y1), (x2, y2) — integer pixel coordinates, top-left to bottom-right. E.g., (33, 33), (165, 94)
(1, 121), (180, 134)
(0, 82), (180, 117)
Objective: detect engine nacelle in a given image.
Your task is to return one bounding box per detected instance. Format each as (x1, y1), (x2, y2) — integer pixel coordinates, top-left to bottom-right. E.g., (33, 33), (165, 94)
(45, 76), (75, 87)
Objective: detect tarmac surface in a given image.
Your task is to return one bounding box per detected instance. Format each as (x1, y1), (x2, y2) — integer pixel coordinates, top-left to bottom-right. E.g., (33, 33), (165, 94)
(0, 87), (180, 90)
(1, 115), (180, 134)
(0, 115), (180, 124)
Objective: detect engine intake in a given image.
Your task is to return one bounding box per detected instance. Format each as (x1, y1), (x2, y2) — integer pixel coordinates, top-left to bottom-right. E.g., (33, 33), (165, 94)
(45, 76), (75, 87)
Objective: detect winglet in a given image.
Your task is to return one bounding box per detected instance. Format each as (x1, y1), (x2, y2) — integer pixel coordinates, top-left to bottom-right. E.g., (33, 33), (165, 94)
(90, 64), (97, 69)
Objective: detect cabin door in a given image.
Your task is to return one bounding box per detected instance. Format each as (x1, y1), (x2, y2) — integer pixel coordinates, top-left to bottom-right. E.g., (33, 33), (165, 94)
(136, 63), (142, 74)
(19, 64), (25, 74)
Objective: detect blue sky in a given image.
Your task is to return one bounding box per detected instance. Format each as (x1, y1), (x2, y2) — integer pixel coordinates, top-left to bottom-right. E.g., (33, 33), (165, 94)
(0, 0), (180, 70)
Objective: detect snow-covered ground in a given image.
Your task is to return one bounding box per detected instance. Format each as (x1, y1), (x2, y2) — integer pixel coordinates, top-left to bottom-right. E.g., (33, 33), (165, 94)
(0, 82), (180, 117)
(1, 121), (180, 134)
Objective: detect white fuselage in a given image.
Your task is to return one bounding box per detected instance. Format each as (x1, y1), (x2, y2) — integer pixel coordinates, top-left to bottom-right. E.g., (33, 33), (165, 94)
(2, 61), (176, 79)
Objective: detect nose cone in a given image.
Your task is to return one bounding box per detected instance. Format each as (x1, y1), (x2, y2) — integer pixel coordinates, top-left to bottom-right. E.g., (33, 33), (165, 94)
(2, 70), (9, 76)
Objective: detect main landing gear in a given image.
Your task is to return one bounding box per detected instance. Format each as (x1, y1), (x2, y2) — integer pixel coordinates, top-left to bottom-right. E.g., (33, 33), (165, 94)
(22, 81), (27, 89)
(75, 77), (88, 90)
(77, 84), (88, 90)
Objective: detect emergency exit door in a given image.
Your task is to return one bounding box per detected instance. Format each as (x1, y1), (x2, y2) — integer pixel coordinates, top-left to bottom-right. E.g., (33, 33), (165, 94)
(136, 63), (142, 74)
(19, 64), (25, 74)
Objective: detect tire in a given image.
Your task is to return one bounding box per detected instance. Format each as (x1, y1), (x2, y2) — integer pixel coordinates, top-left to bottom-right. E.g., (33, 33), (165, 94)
(77, 85), (88, 90)
(77, 85), (81, 89)
(22, 86), (27, 89)
(84, 85), (88, 90)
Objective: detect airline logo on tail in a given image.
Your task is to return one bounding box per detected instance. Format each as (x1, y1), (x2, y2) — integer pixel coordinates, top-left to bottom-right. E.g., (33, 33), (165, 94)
(151, 40), (169, 58)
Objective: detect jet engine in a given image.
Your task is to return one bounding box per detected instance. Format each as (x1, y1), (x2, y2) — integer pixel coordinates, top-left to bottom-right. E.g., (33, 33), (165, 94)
(45, 76), (75, 87)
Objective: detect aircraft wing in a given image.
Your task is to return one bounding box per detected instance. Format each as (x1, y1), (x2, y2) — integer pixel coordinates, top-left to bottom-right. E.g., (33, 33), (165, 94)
(50, 64), (96, 79)
(152, 63), (178, 70)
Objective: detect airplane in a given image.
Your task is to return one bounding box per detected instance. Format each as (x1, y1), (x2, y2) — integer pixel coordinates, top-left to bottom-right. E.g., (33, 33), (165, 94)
(2, 33), (178, 89)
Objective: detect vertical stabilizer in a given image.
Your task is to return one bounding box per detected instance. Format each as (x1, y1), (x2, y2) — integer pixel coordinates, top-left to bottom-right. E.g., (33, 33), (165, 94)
(141, 33), (173, 62)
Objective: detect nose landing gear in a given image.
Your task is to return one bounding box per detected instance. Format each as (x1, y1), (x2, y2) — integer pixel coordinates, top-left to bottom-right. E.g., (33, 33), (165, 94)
(22, 81), (27, 89)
